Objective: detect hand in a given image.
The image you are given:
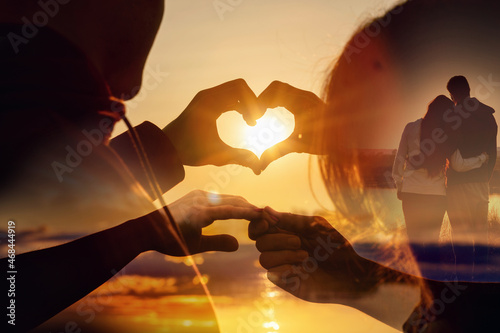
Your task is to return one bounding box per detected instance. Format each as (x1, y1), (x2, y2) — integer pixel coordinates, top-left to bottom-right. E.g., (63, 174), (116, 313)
(257, 81), (325, 171)
(248, 207), (379, 303)
(397, 190), (402, 201)
(144, 190), (262, 256)
(163, 79), (265, 175)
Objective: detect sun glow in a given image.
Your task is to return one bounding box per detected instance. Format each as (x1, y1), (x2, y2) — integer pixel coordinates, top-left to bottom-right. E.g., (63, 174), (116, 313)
(217, 107), (295, 158)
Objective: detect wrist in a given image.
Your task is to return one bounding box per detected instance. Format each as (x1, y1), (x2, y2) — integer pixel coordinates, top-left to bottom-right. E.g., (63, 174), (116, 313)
(124, 215), (157, 254)
(352, 256), (384, 292)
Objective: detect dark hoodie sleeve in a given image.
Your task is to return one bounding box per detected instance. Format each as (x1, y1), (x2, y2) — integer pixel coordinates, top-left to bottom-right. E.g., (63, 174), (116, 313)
(109, 121), (185, 197)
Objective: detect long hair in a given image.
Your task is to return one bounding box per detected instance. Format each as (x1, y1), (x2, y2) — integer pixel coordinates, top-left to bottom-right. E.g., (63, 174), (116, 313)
(318, 0), (500, 251)
(317, 8), (419, 280)
(316, 0), (500, 323)
(419, 95), (454, 177)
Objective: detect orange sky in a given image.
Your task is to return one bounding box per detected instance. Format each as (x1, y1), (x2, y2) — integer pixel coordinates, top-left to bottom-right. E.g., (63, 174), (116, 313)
(4, 2), (500, 333)
(93, 1), (500, 332)
(112, 0), (500, 213)
(112, 0), (405, 213)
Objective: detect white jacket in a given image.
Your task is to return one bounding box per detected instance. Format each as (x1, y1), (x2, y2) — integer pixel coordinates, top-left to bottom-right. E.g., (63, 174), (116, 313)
(392, 119), (487, 195)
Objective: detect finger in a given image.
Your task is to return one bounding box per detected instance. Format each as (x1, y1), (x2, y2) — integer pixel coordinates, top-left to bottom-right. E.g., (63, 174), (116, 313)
(258, 81), (294, 110)
(255, 233), (301, 252)
(259, 140), (296, 171)
(207, 193), (259, 209)
(209, 79), (264, 125)
(214, 145), (261, 175)
(248, 219), (270, 240)
(248, 213), (285, 239)
(259, 250), (308, 269)
(180, 190), (260, 210)
(199, 234), (239, 252)
(264, 206), (314, 234)
(264, 208), (345, 244)
(232, 80), (265, 126)
(227, 148), (261, 175)
(204, 206), (262, 224)
(258, 81), (322, 114)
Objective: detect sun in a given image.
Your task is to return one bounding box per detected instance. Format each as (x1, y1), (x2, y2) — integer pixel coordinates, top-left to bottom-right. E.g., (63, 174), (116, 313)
(217, 107), (295, 158)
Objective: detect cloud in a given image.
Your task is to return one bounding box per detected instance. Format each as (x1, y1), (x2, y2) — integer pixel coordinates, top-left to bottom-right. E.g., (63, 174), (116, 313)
(90, 275), (181, 298)
(0, 225), (86, 253)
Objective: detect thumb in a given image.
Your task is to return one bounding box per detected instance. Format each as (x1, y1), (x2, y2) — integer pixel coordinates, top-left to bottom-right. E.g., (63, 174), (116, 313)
(220, 146), (261, 175)
(260, 141), (295, 171)
(199, 234), (239, 252)
(248, 218), (271, 240)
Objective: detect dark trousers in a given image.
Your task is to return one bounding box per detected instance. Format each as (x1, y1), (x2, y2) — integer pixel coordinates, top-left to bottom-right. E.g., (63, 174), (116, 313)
(401, 193), (447, 245)
(447, 182), (490, 279)
(401, 193), (447, 269)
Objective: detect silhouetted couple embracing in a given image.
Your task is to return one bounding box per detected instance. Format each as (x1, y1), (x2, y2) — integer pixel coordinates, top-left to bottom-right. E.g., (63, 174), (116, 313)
(393, 76), (497, 280)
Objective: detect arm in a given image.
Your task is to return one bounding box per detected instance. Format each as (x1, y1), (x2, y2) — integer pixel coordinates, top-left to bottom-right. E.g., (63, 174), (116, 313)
(3, 217), (148, 332)
(3, 191), (261, 332)
(115, 79), (266, 184)
(392, 125), (409, 193)
(257, 81), (326, 171)
(449, 149), (488, 172)
(153, 80), (325, 173)
(249, 207), (421, 330)
(486, 114), (497, 179)
(250, 208), (500, 331)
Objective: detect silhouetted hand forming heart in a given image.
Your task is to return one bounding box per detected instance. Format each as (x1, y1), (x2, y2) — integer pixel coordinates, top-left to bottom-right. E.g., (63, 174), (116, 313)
(164, 79), (325, 174)
(163, 78), (265, 175)
(257, 81), (326, 171)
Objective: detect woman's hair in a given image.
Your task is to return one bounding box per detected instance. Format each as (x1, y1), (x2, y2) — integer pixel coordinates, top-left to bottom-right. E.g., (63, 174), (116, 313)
(317, 2), (406, 226)
(317, 0), (500, 309)
(318, 0), (500, 237)
(315, 0), (500, 320)
(419, 95), (454, 177)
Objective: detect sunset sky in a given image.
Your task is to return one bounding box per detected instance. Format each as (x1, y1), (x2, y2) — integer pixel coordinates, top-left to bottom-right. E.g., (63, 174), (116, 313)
(113, 0), (500, 213)
(13, 1), (500, 332)
(114, 0), (407, 214)
(105, 2), (500, 331)
(109, 1), (409, 332)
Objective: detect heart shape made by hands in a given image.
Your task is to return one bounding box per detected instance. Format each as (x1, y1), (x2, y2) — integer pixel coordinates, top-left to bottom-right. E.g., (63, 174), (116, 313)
(217, 107), (295, 158)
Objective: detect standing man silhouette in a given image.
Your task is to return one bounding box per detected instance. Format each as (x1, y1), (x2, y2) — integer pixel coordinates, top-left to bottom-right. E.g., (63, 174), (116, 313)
(446, 75), (497, 279)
